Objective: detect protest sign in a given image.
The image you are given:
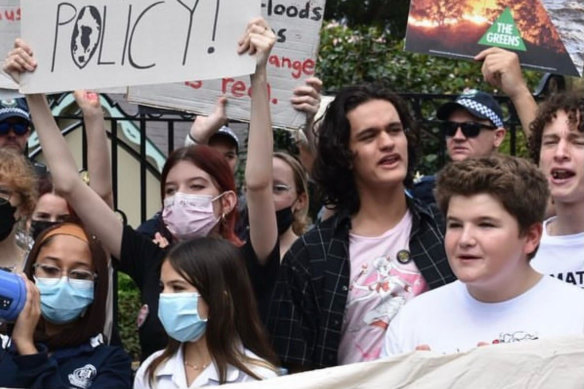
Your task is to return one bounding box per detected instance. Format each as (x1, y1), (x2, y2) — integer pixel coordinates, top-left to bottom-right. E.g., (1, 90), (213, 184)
(0, 0), (20, 91)
(18, 0), (259, 94)
(221, 337), (584, 389)
(127, 0), (326, 129)
(405, 0), (584, 77)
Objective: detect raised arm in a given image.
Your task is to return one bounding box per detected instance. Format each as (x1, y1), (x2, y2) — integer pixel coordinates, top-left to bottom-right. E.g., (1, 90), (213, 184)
(291, 77), (322, 175)
(3, 39), (123, 259)
(475, 48), (538, 137)
(184, 96), (227, 146)
(74, 90), (114, 208)
(238, 18), (277, 262)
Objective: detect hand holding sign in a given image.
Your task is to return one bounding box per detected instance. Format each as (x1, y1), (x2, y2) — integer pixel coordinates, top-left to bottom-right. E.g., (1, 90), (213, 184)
(238, 17), (277, 71)
(475, 48), (527, 100)
(3, 39), (37, 82)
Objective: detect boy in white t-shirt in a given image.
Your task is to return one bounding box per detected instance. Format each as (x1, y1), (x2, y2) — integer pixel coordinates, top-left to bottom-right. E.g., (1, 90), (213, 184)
(382, 155), (584, 355)
(528, 93), (584, 288)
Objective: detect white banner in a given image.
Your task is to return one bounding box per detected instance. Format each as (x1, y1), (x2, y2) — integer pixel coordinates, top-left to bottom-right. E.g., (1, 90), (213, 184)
(127, 0), (326, 129)
(222, 337), (584, 389)
(0, 0), (20, 91)
(19, 0), (259, 94)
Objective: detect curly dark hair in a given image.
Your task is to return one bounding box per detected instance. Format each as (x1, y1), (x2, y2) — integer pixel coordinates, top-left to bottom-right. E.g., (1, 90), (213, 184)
(529, 92), (584, 163)
(312, 84), (419, 214)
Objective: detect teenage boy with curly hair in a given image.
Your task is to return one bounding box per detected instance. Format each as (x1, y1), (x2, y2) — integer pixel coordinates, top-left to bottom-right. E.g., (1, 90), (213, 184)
(267, 84), (455, 370)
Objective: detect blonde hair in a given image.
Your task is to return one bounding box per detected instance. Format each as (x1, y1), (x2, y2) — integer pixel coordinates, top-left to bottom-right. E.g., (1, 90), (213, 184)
(0, 148), (37, 217)
(273, 151), (310, 235)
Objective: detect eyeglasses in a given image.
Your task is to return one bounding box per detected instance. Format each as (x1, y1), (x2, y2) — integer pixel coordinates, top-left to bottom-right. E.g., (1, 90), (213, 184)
(442, 121), (497, 138)
(0, 121), (29, 136)
(33, 263), (98, 282)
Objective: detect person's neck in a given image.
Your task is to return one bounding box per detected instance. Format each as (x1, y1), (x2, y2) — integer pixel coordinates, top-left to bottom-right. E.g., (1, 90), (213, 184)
(549, 200), (584, 236)
(0, 231), (24, 270)
(183, 336), (212, 369)
(351, 184), (408, 237)
(278, 227), (298, 261)
(467, 264), (542, 303)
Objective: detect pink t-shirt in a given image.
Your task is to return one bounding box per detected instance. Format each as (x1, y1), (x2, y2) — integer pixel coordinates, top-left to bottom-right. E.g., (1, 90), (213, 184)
(337, 210), (428, 364)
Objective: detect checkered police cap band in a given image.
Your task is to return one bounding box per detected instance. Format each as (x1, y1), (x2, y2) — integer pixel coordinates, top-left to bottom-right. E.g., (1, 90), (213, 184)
(456, 98), (504, 128)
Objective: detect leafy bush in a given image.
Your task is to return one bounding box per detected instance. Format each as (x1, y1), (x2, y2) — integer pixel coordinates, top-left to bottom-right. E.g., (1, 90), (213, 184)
(117, 272), (141, 362)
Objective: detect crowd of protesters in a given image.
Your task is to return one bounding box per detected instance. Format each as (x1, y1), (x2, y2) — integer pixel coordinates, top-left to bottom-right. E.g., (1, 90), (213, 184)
(0, 15), (583, 389)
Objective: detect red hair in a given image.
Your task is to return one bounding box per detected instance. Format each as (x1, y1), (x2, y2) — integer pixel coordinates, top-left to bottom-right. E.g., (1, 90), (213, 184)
(161, 145), (241, 245)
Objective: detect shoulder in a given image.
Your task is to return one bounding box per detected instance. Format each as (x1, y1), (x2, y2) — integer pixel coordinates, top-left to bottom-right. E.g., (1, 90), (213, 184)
(539, 276), (584, 298)
(134, 349), (165, 383)
(240, 349), (278, 381)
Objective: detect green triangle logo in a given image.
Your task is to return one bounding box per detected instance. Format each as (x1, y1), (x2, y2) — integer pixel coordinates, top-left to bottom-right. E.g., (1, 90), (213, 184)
(478, 7), (526, 51)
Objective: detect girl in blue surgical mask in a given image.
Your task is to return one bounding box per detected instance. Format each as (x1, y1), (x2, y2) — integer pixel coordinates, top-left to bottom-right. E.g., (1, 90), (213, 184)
(0, 222), (132, 388)
(134, 237), (279, 388)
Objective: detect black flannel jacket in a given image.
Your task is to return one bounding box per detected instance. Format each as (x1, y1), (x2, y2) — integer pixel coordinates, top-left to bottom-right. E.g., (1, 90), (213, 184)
(266, 198), (456, 370)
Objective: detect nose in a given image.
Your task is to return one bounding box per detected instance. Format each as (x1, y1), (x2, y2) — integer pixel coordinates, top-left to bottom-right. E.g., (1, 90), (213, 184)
(553, 138), (570, 161)
(458, 225), (476, 248)
(452, 125), (467, 141)
(378, 130), (395, 150)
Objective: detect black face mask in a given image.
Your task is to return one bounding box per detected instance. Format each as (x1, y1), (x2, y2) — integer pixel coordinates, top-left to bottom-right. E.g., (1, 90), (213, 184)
(30, 220), (60, 240)
(0, 199), (16, 242)
(276, 207), (294, 235)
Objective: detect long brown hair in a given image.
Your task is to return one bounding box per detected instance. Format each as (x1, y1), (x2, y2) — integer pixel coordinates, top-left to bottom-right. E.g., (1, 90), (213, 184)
(146, 237), (278, 385)
(23, 222), (108, 349)
(161, 145), (241, 245)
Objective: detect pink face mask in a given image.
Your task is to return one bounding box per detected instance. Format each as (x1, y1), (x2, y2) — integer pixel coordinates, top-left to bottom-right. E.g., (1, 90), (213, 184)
(162, 192), (224, 240)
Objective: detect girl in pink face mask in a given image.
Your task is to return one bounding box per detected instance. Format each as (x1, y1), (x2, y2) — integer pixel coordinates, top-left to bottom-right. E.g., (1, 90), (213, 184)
(12, 17), (280, 359)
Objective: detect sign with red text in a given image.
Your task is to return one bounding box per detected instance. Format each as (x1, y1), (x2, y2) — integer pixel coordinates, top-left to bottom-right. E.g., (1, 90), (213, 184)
(0, 0), (20, 91)
(405, 0), (584, 77)
(127, 0), (326, 129)
(18, 0), (259, 94)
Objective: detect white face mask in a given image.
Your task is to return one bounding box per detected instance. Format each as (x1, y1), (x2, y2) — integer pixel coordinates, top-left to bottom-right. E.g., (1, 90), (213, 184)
(162, 192), (224, 240)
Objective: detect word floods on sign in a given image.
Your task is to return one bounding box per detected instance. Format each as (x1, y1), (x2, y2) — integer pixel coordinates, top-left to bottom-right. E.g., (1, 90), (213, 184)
(127, 0), (327, 129)
(20, 0), (257, 94)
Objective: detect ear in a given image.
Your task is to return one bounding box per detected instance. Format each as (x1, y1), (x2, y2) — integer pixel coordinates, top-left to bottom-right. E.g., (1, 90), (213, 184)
(293, 192), (308, 213)
(523, 222), (543, 257)
(492, 127), (506, 148)
(219, 190), (237, 216)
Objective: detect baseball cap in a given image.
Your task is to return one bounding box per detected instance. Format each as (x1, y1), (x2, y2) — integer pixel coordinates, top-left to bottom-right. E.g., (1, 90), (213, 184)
(0, 98), (30, 123)
(209, 125), (239, 153)
(437, 89), (504, 128)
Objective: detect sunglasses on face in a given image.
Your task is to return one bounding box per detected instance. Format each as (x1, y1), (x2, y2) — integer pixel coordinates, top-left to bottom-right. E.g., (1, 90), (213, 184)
(0, 121), (29, 136)
(441, 121), (497, 138)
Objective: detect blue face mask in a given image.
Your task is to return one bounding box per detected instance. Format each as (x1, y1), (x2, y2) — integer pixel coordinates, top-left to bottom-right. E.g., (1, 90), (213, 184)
(158, 292), (207, 343)
(35, 277), (94, 324)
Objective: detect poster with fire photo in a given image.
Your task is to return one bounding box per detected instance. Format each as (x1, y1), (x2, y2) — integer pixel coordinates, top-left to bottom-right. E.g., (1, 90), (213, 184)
(405, 0), (584, 77)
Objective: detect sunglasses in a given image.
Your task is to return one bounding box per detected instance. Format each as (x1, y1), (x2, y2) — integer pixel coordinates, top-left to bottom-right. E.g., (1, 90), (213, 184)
(0, 121), (29, 136)
(441, 121), (497, 138)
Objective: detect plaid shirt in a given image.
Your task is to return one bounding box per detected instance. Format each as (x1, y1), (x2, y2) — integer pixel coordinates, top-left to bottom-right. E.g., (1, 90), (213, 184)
(266, 198), (456, 370)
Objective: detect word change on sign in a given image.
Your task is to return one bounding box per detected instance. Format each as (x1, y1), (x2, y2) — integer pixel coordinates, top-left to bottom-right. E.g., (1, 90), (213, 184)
(127, 0), (326, 129)
(19, 0), (259, 94)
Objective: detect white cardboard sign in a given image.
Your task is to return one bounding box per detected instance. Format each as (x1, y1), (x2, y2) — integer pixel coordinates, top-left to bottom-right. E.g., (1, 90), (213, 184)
(127, 0), (326, 129)
(18, 0), (259, 94)
(0, 0), (20, 91)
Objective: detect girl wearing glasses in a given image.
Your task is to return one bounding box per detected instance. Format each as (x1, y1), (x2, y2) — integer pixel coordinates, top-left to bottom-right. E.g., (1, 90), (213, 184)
(0, 222), (132, 388)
